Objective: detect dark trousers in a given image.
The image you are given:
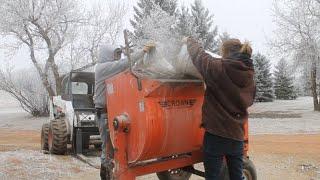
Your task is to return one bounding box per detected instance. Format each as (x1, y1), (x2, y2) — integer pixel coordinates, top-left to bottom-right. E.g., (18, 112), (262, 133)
(203, 131), (244, 180)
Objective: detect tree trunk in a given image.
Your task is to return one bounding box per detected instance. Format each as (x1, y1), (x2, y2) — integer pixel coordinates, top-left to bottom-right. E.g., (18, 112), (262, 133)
(55, 75), (62, 96)
(29, 47), (56, 97)
(310, 60), (320, 111)
(23, 26), (56, 97)
(47, 55), (62, 96)
(52, 62), (62, 95)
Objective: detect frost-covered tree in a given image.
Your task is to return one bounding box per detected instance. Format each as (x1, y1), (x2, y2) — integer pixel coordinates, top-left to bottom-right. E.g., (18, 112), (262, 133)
(0, 66), (49, 116)
(60, 1), (128, 72)
(0, 0), (127, 97)
(302, 69), (311, 96)
(274, 59), (297, 100)
(131, 5), (178, 48)
(253, 53), (274, 102)
(214, 31), (232, 54)
(130, 0), (177, 40)
(175, 0), (218, 51)
(176, 5), (198, 37)
(0, 0), (127, 116)
(295, 64), (311, 96)
(131, 0), (219, 52)
(0, 0), (82, 96)
(271, 0), (320, 110)
(191, 0), (218, 51)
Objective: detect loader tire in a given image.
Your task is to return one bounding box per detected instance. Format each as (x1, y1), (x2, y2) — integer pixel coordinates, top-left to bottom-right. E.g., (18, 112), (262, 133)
(48, 119), (68, 155)
(220, 157), (257, 180)
(156, 167), (192, 180)
(41, 123), (49, 151)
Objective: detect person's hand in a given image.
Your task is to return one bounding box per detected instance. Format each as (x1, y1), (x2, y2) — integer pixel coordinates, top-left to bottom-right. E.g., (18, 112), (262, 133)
(143, 42), (156, 53)
(181, 36), (189, 44)
(120, 45), (134, 56)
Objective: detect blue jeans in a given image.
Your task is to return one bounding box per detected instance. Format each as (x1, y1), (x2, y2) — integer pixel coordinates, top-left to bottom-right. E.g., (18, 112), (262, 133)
(203, 131), (244, 180)
(97, 113), (107, 165)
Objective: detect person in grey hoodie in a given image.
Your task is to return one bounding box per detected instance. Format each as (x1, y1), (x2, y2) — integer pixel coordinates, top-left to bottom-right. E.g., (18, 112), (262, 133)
(95, 43), (154, 180)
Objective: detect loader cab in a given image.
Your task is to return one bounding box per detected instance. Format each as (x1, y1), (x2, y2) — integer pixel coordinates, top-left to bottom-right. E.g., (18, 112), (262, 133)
(61, 71), (95, 109)
(48, 71), (99, 155)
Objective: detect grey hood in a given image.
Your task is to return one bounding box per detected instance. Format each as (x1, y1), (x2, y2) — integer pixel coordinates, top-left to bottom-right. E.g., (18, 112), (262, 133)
(94, 44), (128, 108)
(98, 44), (119, 63)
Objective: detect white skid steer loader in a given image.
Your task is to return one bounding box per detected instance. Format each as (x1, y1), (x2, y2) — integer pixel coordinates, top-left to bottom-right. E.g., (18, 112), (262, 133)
(41, 70), (101, 155)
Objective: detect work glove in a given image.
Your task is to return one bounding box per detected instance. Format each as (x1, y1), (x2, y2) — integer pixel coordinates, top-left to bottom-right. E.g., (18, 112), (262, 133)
(143, 42), (156, 53)
(120, 43), (134, 56)
(185, 37), (202, 59)
(181, 36), (190, 44)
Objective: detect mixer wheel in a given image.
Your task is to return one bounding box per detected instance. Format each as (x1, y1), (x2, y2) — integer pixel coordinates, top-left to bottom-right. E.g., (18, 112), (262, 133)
(242, 158), (257, 180)
(220, 157), (257, 180)
(156, 167), (192, 180)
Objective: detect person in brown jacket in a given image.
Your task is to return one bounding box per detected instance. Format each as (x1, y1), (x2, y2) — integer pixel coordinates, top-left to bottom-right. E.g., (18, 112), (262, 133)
(185, 37), (255, 180)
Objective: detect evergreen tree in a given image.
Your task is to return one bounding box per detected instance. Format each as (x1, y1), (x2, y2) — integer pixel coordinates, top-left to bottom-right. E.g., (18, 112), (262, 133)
(132, 6), (178, 48)
(273, 59), (297, 100)
(253, 53), (274, 102)
(176, 5), (197, 37)
(130, 0), (178, 40)
(191, 0), (218, 51)
(214, 31), (232, 54)
(176, 0), (218, 51)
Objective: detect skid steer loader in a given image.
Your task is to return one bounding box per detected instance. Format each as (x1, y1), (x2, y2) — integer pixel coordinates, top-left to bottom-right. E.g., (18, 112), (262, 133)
(41, 70), (101, 155)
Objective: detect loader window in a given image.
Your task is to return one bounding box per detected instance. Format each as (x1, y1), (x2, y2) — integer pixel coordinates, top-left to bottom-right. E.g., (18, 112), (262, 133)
(72, 82), (88, 94)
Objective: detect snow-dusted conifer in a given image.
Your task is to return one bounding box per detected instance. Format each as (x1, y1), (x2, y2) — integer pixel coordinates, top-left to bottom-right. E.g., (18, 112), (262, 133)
(130, 0), (177, 41)
(130, 5), (178, 48)
(274, 59), (297, 100)
(253, 53), (274, 102)
(176, 5), (198, 38)
(191, 0), (218, 51)
(214, 32), (232, 54)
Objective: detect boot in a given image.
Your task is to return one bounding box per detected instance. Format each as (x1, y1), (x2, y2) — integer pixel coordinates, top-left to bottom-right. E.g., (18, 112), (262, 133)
(100, 164), (107, 180)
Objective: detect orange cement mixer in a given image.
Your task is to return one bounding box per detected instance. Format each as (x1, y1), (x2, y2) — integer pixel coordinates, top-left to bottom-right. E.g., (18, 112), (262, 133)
(104, 70), (250, 179)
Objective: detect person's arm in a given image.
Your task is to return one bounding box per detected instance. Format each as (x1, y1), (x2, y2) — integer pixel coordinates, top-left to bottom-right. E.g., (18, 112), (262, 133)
(99, 46), (153, 77)
(186, 37), (222, 80)
(130, 49), (145, 64)
(95, 54), (134, 81)
(124, 43), (155, 65)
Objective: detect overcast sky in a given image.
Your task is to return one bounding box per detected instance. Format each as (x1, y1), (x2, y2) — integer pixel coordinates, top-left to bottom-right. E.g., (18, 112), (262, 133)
(126, 0), (276, 54)
(0, 0), (276, 69)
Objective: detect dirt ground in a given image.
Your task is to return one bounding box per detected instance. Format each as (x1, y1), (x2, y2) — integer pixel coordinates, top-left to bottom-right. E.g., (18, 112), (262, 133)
(0, 91), (319, 180)
(249, 134), (320, 180)
(0, 128), (319, 180)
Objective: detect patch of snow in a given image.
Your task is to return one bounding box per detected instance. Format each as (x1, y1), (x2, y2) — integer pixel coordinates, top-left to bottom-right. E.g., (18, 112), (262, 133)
(0, 91), (46, 131)
(249, 97), (320, 134)
(0, 150), (94, 180)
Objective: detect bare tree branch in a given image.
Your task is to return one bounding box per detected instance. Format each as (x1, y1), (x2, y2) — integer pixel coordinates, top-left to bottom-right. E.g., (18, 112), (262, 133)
(271, 0), (320, 110)
(0, 66), (49, 116)
(0, 0), (128, 115)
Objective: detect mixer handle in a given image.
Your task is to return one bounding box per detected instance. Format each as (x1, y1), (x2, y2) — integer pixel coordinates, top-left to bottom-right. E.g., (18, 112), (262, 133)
(123, 29), (142, 91)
